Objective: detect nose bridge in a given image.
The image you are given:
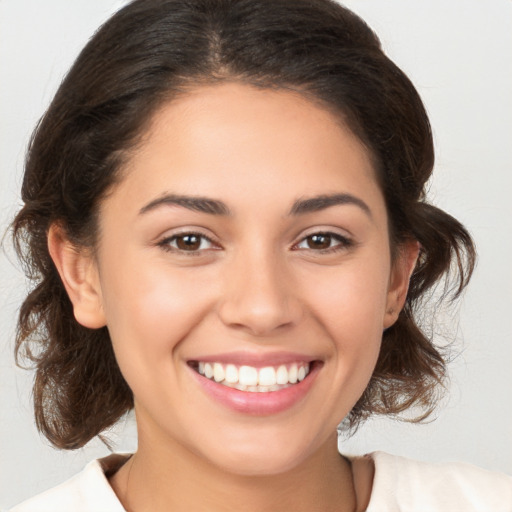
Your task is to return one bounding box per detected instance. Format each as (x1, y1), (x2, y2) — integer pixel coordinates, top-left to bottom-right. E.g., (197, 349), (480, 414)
(218, 240), (300, 335)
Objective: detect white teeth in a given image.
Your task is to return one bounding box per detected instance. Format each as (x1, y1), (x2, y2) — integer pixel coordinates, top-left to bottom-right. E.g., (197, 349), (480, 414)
(276, 365), (288, 385)
(288, 364), (298, 384)
(258, 366), (276, 386)
(239, 366), (258, 386)
(213, 363), (225, 382)
(204, 363), (213, 379)
(195, 361), (312, 392)
(225, 364), (238, 383)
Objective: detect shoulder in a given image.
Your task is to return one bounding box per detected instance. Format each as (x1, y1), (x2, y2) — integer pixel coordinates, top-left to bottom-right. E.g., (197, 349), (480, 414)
(9, 454), (128, 512)
(365, 451), (512, 512)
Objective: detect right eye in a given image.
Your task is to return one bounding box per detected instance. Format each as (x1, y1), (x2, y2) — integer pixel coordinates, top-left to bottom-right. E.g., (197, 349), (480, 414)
(158, 232), (216, 253)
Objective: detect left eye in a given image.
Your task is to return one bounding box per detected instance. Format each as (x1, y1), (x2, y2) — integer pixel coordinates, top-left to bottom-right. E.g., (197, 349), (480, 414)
(161, 233), (214, 252)
(295, 232), (350, 251)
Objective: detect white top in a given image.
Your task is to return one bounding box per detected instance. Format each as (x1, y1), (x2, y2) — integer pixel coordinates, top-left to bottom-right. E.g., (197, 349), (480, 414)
(10, 451), (512, 511)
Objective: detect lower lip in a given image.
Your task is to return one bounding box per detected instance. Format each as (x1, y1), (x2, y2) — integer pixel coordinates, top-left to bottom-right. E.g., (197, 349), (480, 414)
(189, 363), (320, 415)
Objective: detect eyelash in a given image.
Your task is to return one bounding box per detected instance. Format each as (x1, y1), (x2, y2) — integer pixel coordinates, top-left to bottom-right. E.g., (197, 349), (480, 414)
(157, 231), (218, 255)
(292, 232), (353, 254)
(157, 230), (353, 256)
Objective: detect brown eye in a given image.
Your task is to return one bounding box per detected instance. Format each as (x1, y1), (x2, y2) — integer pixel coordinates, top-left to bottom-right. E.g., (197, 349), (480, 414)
(306, 234), (332, 250)
(175, 234), (202, 251)
(295, 232), (352, 252)
(160, 233), (215, 253)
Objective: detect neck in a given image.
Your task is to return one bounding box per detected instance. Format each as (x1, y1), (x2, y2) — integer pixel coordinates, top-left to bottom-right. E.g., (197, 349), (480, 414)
(110, 429), (357, 512)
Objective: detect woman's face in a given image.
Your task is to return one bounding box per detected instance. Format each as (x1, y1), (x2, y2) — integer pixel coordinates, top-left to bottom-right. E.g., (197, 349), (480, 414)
(69, 83), (413, 475)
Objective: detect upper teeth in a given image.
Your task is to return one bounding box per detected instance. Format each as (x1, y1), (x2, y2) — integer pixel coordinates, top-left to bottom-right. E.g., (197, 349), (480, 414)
(196, 362), (310, 391)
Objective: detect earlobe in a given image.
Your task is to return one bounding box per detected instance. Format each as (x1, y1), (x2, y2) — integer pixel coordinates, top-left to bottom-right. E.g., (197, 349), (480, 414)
(383, 240), (420, 329)
(47, 224), (106, 329)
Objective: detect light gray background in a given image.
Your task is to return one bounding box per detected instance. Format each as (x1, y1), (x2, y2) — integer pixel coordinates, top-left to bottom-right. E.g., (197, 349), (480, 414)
(1, 0), (511, 508)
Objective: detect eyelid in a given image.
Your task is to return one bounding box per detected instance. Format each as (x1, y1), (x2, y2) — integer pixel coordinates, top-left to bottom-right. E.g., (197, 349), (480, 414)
(156, 228), (222, 254)
(292, 229), (354, 252)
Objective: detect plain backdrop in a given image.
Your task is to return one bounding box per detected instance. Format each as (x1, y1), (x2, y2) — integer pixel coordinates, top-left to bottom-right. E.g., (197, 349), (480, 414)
(1, 0), (511, 508)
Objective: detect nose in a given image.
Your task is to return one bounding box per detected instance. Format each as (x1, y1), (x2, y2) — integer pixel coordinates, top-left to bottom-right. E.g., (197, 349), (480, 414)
(217, 247), (303, 337)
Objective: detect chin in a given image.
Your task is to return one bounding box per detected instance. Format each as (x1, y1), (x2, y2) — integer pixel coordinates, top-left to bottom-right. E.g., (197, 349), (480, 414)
(192, 425), (330, 477)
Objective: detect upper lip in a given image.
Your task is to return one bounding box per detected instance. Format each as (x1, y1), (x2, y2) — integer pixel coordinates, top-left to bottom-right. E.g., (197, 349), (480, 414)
(186, 351), (319, 367)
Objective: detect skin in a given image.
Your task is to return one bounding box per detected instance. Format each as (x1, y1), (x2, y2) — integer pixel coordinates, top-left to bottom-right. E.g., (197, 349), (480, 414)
(49, 83), (418, 511)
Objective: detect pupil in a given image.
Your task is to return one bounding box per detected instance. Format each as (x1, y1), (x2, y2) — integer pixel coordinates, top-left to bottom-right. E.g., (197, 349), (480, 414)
(177, 235), (200, 250)
(308, 234), (331, 249)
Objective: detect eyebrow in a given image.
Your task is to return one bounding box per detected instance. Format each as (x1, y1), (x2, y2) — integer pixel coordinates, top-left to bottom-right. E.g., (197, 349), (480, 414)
(139, 194), (231, 215)
(289, 193), (372, 218)
(139, 192), (371, 218)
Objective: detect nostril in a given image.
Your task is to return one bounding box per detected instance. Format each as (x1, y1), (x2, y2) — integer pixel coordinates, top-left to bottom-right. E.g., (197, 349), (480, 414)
(217, 296), (302, 336)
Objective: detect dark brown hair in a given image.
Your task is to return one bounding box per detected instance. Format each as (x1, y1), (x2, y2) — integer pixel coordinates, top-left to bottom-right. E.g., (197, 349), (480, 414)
(13, 0), (475, 449)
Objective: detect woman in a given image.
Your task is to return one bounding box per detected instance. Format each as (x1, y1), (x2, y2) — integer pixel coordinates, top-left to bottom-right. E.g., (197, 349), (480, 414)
(9, 0), (511, 510)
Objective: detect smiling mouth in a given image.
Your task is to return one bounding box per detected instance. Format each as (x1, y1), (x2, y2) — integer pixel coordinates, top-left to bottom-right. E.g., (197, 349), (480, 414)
(188, 361), (314, 392)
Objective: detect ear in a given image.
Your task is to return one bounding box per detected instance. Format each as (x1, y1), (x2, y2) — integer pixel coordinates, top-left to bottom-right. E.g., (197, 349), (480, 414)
(47, 223), (106, 329)
(383, 239), (420, 329)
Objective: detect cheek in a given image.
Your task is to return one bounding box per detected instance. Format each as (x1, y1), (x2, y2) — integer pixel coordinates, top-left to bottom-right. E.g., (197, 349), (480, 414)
(99, 256), (216, 377)
(303, 256), (390, 394)
(306, 257), (391, 341)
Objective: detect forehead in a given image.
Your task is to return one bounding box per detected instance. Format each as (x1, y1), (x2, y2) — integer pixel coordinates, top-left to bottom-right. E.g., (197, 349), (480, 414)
(111, 82), (384, 218)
